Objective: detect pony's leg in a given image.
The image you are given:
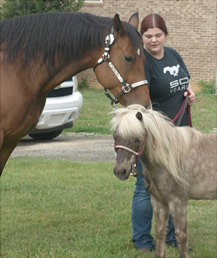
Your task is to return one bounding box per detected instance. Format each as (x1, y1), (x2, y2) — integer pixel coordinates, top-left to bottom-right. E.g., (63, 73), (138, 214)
(151, 196), (169, 258)
(169, 201), (188, 258)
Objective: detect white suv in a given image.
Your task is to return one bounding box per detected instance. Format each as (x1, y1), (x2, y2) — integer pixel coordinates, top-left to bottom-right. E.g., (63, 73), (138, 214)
(29, 76), (83, 140)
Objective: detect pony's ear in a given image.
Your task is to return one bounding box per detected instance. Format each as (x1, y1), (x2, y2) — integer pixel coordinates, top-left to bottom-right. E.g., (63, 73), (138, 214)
(128, 12), (139, 29)
(113, 14), (127, 34)
(136, 112), (143, 121)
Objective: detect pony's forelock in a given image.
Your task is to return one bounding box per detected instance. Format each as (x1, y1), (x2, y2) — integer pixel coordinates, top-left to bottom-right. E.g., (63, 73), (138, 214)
(110, 105), (146, 140)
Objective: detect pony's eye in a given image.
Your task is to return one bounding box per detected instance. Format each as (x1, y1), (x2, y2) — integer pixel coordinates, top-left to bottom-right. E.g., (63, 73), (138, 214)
(135, 138), (140, 144)
(125, 56), (134, 63)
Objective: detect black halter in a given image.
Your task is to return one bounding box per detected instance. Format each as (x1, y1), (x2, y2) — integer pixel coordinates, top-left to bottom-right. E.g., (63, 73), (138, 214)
(93, 26), (148, 108)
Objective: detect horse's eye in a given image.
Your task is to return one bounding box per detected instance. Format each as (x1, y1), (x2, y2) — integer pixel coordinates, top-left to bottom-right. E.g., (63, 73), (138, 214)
(135, 138), (140, 144)
(125, 56), (134, 63)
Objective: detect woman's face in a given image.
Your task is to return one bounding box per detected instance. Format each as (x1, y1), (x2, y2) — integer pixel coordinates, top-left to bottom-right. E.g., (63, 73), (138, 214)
(142, 28), (166, 58)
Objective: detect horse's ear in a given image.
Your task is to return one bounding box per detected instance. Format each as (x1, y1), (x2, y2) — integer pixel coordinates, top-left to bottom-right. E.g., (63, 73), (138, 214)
(136, 112), (143, 121)
(128, 12), (139, 30)
(113, 13), (127, 34)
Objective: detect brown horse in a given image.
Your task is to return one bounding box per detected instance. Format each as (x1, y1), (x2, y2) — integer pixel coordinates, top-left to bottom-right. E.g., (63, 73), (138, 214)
(0, 12), (150, 175)
(111, 105), (217, 258)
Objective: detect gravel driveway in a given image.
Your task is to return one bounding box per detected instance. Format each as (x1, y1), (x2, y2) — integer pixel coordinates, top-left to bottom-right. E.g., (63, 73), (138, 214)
(11, 133), (115, 162)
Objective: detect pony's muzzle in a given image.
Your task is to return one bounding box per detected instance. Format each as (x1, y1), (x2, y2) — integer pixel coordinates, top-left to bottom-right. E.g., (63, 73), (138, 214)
(113, 166), (130, 181)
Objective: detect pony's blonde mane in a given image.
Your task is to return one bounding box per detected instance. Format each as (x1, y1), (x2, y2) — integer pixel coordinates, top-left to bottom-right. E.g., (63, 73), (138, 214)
(111, 104), (202, 185)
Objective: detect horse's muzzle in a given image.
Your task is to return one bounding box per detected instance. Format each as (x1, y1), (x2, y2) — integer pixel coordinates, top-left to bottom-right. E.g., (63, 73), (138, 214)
(113, 167), (130, 181)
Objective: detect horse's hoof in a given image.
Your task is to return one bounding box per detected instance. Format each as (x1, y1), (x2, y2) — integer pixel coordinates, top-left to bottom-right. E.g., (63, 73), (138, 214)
(187, 246), (193, 251)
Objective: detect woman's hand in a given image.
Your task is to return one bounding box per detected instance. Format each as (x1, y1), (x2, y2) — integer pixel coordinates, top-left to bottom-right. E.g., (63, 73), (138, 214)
(184, 84), (196, 105)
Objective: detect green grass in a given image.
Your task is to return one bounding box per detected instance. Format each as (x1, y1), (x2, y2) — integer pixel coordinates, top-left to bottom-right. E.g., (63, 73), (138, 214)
(68, 87), (217, 135)
(1, 158), (217, 257)
(66, 89), (114, 135)
(191, 91), (217, 133)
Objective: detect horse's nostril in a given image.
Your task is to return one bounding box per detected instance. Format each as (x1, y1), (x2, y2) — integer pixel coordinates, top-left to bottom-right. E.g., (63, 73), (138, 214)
(114, 167), (129, 180)
(113, 168), (117, 176)
(122, 169), (127, 176)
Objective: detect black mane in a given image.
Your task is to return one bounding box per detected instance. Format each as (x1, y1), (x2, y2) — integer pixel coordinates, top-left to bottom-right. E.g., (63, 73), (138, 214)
(0, 12), (140, 68)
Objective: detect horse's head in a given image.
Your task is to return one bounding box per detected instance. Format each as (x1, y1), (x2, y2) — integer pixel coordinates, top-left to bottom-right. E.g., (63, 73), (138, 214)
(94, 13), (151, 108)
(113, 110), (145, 180)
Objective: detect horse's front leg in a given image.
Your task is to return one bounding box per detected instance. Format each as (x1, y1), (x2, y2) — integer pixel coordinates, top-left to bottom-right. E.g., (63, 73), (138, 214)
(0, 141), (19, 175)
(169, 200), (188, 258)
(151, 196), (169, 258)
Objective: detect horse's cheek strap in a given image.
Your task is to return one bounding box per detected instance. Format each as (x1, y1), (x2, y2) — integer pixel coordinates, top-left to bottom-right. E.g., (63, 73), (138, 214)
(107, 60), (124, 84)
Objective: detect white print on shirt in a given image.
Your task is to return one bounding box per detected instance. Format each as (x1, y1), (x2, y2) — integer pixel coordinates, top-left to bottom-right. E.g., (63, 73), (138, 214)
(170, 77), (189, 94)
(163, 64), (180, 76)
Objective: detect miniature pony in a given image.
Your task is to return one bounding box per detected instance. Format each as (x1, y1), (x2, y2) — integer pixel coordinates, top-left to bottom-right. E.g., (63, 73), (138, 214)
(111, 104), (217, 258)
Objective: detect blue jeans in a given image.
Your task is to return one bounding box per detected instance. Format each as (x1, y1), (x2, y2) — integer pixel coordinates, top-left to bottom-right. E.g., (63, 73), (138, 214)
(132, 159), (177, 250)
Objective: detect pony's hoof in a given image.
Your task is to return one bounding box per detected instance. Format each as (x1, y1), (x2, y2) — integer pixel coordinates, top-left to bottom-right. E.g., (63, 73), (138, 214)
(138, 247), (152, 253)
(187, 246), (193, 251)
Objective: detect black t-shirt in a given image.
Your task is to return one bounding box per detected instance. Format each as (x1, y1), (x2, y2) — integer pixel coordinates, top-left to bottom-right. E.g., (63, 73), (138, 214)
(144, 47), (190, 126)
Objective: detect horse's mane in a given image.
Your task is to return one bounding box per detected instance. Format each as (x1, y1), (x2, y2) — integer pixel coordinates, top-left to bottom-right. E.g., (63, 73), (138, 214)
(111, 104), (202, 185)
(0, 12), (139, 68)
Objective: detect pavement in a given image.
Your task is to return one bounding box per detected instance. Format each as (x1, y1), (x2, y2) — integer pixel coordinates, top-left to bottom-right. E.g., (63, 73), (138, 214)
(11, 133), (115, 162)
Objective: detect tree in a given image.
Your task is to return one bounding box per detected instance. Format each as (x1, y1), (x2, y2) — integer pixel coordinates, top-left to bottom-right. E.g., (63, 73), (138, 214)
(0, 0), (84, 19)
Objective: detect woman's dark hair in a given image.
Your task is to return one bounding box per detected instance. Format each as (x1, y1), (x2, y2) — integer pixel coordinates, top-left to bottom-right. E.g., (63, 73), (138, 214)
(140, 14), (168, 36)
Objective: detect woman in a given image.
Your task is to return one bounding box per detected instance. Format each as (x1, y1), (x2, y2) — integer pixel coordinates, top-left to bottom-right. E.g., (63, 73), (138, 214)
(132, 14), (196, 253)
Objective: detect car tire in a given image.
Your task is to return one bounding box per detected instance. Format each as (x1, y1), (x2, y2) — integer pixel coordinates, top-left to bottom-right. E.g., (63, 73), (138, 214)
(29, 130), (63, 140)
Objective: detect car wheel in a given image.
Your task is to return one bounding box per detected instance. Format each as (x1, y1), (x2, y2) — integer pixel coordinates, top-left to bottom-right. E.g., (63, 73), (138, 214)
(29, 130), (63, 140)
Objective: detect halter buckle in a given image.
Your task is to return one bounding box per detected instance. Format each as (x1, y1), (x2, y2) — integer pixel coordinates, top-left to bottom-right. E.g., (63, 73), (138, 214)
(122, 83), (132, 93)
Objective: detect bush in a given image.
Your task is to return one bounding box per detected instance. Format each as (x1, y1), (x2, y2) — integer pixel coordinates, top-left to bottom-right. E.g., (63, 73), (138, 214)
(0, 0), (84, 19)
(78, 76), (89, 90)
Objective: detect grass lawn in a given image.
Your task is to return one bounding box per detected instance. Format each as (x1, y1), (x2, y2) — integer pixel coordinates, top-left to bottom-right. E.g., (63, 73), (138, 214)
(1, 159), (217, 257)
(68, 88), (217, 135)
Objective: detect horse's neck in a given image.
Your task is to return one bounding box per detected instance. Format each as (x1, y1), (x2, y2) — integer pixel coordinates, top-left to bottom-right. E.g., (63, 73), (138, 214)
(33, 47), (103, 95)
(141, 159), (173, 201)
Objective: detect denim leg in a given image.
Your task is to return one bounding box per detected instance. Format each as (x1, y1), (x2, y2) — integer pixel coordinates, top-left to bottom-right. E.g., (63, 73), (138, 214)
(131, 159), (154, 249)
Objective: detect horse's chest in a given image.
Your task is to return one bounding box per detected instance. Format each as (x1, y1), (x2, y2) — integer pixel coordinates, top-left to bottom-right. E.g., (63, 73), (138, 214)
(147, 169), (182, 202)
(2, 91), (46, 139)
(18, 97), (46, 133)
